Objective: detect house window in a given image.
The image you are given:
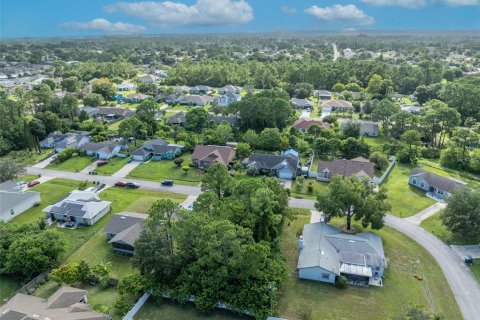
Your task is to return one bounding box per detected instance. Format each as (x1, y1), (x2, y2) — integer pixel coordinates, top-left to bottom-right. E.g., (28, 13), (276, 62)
(321, 273), (330, 279)
(412, 179), (417, 185)
(420, 182), (425, 188)
(10, 209), (14, 215)
(323, 171), (329, 179)
(438, 190), (444, 195)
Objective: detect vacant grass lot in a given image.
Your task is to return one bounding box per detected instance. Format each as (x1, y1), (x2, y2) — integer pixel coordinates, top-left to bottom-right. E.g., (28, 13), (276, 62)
(48, 156), (94, 172)
(420, 211), (480, 245)
(3, 148), (55, 166)
(382, 163), (436, 217)
(291, 179), (328, 200)
(128, 154), (203, 186)
(94, 157), (130, 176)
(136, 300), (247, 320)
(276, 211), (462, 320)
(363, 135), (391, 149)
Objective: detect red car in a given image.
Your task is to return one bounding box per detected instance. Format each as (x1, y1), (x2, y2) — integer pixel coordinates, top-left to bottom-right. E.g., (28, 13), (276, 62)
(97, 160), (109, 166)
(27, 180), (40, 188)
(115, 181), (127, 187)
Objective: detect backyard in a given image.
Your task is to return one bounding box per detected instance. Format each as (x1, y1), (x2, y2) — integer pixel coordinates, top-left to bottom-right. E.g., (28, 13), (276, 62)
(94, 157), (130, 175)
(47, 155), (94, 172)
(127, 154), (203, 186)
(276, 209), (462, 320)
(0, 275), (20, 302)
(107, 119), (125, 132)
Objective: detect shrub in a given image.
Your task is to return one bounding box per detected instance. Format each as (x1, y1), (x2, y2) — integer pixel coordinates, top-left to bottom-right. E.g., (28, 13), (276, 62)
(307, 183), (314, 193)
(369, 151), (389, 170)
(173, 158), (184, 167)
(334, 275), (348, 289)
(115, 296), (135, 316)
(246, 165), (259, 176)
(420, 147), (440, 160)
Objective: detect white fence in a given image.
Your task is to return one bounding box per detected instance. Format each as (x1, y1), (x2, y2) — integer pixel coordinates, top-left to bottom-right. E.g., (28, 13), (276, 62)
(372, 155), (396, 185)
(122, 292), (151, 320)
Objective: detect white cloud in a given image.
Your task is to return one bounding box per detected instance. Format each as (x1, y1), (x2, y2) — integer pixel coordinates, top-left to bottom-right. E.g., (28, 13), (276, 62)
(361, 0), (479, 8)
(305, 4), (374, 26)
(281, 6), (297, 14)
(104, 0), (254, 27)
(61, 18), (145, 34)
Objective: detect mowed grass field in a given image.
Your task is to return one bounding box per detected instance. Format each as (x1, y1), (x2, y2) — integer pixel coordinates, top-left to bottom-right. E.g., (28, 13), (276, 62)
(276, 210), (462, 320)
(47, 156), (94, 172)
(420, 211), (480, 245)
(128, 153), (203, 186)
(94, 157), (130, 175)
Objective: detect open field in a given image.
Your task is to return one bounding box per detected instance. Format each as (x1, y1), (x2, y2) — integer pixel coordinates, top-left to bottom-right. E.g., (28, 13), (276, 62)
(420, 211), (480, 245)
(127, 154), (203, 186)
(363, 135), (391, 149)
(94, 157), (130, 175)
(291, 179), (328, 200)
(276, 210), (462, 320)
(47, 156), (94, 172)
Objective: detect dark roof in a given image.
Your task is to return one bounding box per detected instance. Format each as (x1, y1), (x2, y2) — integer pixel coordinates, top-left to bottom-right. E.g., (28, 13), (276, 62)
(80, 141), (119, 153)
(191, 145), (236, 166)
(144, 138), (169, 146)
(166, 112), (186, 125)
(104, 212), (146, 236)
(207, 116), (239, 126)
(97, 107), (134, 117)
(317, 157), (375, 179)
(244, 154), (299, 172)
(410, 168), (467, 192)
(321, 99), (353, 109)
(291, 98), (314, 108)
(293, 118), (330, 130)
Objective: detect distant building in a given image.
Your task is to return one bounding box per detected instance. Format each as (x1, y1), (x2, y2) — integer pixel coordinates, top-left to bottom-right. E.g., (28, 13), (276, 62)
(39, 132), (91, 152)
(166, 111), (186, 126)
(178, 94), (213, 107)
(131, 138), (184, 162)
(314, 90), (332, 100)
(293, 118), (330, 133)
(96, 107), (135, 120)
(189, 85), (213, 95)
(291, 98), (314, 109)
(218, 85), (242, 95)
(321, 99), (353, 112)
(116, 81), (135, 91)
(217, 91), (241, 106)
(79, 140), (125, 160)
(341, 120), (379, 137)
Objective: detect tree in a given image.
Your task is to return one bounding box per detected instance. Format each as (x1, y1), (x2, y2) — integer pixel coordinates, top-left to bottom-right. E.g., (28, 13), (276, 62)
(119, 117), (147, 146)
(369, 151), (389, 170)
(5, 229), (64, 279)
(213, 122), (234, 145)
(136, 100), (160, 136)
(372, 99), (400, 130)
(242, 129), (259, 148)
(137, 82), (158, 96)
(35, 111), (61, 134)
(235, 142), (252, 159)
(41, 78), (56, 90)
(400, 130), (421, 164)
(441, 188), (480, 238)
(50, 263), (81, 285)
(28, 118), (46, 152)
(201, 163), (233, 199)
(186, 108), (208, 132)
(332, 83), (345, 92)
(83, 93), (105, 107)
(61, 76), (79, 92)
(61, 95), (78, 121)
(92, 261), (112, 288)
(259, 128), (284, 151)
(342, 121), (360, 138)
(315, 176), (390, 230)
(341, 137), (370, 159)
(92, 78), (116, 100)
(0, 160), (25, 182)
(173, 157), (184, 167)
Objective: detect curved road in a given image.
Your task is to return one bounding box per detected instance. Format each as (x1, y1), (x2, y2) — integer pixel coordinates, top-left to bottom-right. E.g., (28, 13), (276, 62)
(26, 167), (480, 319)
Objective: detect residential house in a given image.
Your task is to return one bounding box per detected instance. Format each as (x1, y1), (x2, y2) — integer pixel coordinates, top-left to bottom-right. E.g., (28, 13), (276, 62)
(78, 105), (99, 117)
(125, 93), (151, 103)
(217, 91), (241, 106)
(218, 85), (242, 95)
(43, 190), (111, 226)
(315, 90), (332, 100)
(317, 157), (375, 182)
(0, 186), (40, 222)
(321, 99), (353, 112)
(0, 286), (108, 319)
(178, 94), (213, 107)
(96, 107), (135, 120)
(243, 154), (299, 179)
(104, 212), (147, 256)
(191, 145), (236, 168)
(189, 85), (213, 95)
(131, 138), (184, 161)
(298, 222), (386, 286)
(116, 81), (135, 91)
(79, 140), (124, 160)
(342, 91), (362, 100)
(166, 111), (186, 126)
(341, 120), (379, 137)
(293, 118), (330, 133)
(401, 105), (422, 115)
(281, 149), (299, 158)
(39, 132), (91, 152)
(207, 115), (239, 128)
(174, 86), (190, 95)
(291, 98), (314, 109)
(137, 74), (159, 83)
(408, 168), (467, 199)
(112, 93), (125, 101)
(164, 94), (179, 105)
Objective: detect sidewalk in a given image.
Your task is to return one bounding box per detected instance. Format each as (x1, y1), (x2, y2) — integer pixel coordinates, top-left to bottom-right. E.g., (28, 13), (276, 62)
(404, 202), (446, 225)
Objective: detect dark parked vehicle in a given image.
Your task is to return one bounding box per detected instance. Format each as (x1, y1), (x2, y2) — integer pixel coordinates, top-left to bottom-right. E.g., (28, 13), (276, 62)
(115, 181), (127, 187)
(97, 160), (109, 166)
(27, 181), (40, 188)
(161, 180), (174, 186)
(126, 182), (140, 189)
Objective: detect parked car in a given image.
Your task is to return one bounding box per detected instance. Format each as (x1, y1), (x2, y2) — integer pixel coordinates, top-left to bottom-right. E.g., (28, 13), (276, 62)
(126, 182), (140, 189)
(97, 160), (109, 166)
(187, 204), (194, 211)
(27, 180), (40, 188)
(115, 181), (127, 187)
(161, 180), (174, 186)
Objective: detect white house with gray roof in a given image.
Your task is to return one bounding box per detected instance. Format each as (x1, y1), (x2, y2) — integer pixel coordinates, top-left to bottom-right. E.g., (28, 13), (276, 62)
(43, 190), (111, 226)
(409, 168), (467, 200)
(0, 187), (40, 222)
(298, 222), (386, 286)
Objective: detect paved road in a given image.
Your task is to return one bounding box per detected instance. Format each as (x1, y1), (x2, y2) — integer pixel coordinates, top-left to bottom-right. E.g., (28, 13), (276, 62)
(26, 167), (202, 196)
(404, 202), (446, 225)
(25, 166), (480, 319)
(332, 43), (340, 61)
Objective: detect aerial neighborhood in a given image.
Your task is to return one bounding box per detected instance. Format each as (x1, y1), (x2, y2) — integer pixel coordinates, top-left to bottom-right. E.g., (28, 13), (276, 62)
(1, 13), (480, 320)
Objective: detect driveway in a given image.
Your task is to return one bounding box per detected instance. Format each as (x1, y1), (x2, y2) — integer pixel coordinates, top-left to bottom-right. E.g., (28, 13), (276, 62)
(320, 107), (331, 120)
(32, 155), (56, 168)
(451, 245), (480, 259)
(112, 161), (142, 178)
(180, 195), (198, 210)
(404, 202), (446, 225)
(299, 110), (311, 118)
(80, 161), (98, 174)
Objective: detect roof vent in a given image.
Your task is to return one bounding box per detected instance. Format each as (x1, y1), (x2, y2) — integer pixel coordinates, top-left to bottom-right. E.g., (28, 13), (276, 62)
(120, 216), (126, 219)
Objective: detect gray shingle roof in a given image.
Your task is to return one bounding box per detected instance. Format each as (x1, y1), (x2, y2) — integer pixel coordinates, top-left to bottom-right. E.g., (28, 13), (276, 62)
(244, 154), (299, 172)
(0, 190), (40, 214)
(410, 168), (467, 192)
(191, 145), (236, 166)
(105, 212), (147, 247)
(317, 157), (375, 179)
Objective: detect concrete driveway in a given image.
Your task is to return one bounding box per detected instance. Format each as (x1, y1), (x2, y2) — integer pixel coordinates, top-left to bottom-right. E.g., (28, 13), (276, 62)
(112, 161), (142, 178)
(300, 110), (311, 118)
(404, 202), (446, 225)
(320, 107), (331, 120)
(32, 155), (56, 168)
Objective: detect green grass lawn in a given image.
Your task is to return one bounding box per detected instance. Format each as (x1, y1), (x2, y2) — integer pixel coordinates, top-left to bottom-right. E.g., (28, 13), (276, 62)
(169, 104), (188, 111)
(420, 211), (480, 245)
(10, 178), (83, 225)
(0, 275), (20, 301)
(108, 119), (125, 132)
(136, 300), (248, 320)
(48, 156), (94, 172)
(1, 148), (54, 166)
(94, 157), (130, 176)
(276, 211), (462, 320)
(382, 163), (436, 217)
(291, 179), (328, 200)
(363, 135), (391, 149)
(127, 154), (203, 186)
(472, 260), (480, 283)
(15, 175), (38, 183)
(402, 97), (414, 105)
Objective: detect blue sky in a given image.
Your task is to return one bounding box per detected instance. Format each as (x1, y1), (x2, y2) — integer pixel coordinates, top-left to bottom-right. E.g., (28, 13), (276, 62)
(1, 0), (479, 38)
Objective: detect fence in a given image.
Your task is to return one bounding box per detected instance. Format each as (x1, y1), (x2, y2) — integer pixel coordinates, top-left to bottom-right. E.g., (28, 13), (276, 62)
(123, 292), (151, 320)
(372, 155), (396, 185)
(13, 271), (49, 297)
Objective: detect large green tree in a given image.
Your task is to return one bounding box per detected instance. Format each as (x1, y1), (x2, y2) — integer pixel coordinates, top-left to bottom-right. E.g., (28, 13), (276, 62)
(441, 188), (480, 238)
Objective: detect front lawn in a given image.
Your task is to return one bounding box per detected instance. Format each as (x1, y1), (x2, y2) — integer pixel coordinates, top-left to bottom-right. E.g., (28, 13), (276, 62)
(15, 175), (38, 183)
(136, 300), (247, 320)
(291, 179), (328, 200)
(48, 156), (94, 172)
(94, 157), (130, 176)
(10, 178), (83, 225)
(276, 211), (462, 320)
(382, 163), (436, 217)
(420, 211), (480, 245)
(127, 154), (203, 186)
